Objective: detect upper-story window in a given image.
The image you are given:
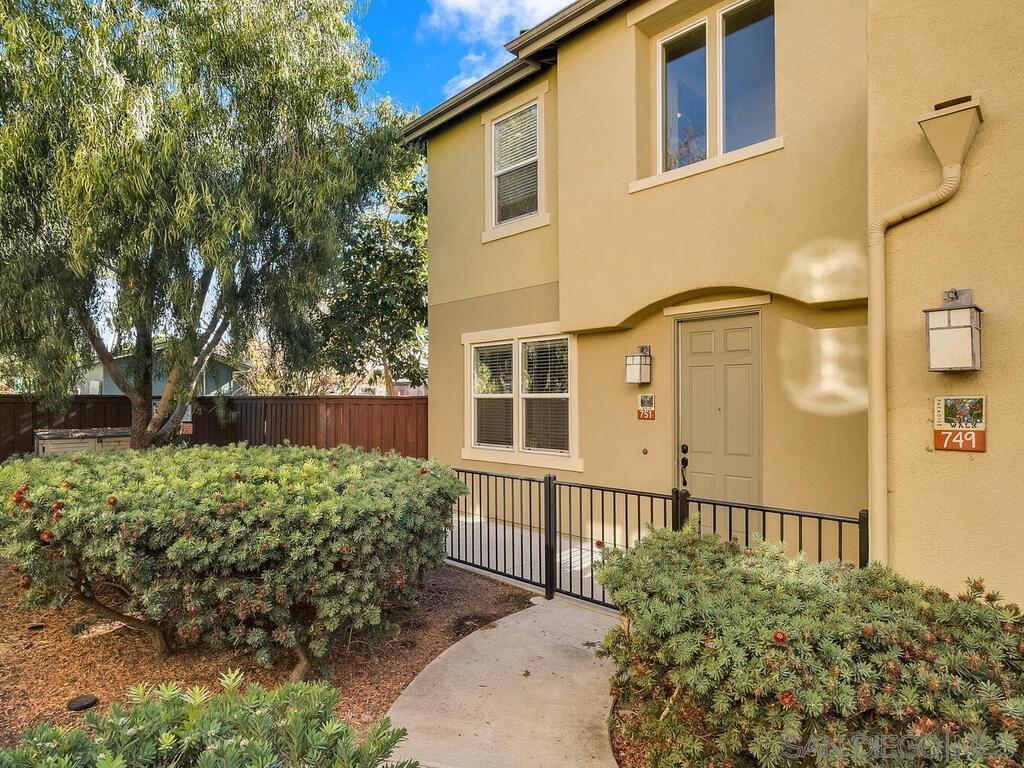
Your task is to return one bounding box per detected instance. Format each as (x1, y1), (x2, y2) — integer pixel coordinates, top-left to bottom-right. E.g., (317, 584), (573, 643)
(722, 0), (775, 153)
(660, 0), (775, 172)
(663, 23), (708, 171)
(492, 104), (540, 226)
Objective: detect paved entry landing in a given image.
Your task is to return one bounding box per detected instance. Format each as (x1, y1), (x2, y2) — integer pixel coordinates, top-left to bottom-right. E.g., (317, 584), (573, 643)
(387, 596), (618, 768)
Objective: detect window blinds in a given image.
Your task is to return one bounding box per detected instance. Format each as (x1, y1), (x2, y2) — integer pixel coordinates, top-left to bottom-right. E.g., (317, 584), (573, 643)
(493, 105), (539, 225)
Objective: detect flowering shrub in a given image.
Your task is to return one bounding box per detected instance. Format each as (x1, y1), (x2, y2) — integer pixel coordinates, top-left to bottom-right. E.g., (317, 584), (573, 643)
(0, 444), (462, 678)
(0, 670), (418, 768)
(597, 528), (1024, 768)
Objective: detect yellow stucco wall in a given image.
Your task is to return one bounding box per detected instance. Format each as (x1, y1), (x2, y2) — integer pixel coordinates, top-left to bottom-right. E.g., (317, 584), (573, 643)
(426, 73), (560, 308)
(556, 0), (868, 331)
(867, 0), (1024, 602)
(430, 287), (867, 518)
(424, 0), (870, 546)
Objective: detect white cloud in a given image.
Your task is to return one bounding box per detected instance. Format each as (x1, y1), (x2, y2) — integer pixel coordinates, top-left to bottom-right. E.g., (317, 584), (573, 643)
(424, 0), (569, 96)
(442, 50), (509, 97)
(424, 0), (570, 46)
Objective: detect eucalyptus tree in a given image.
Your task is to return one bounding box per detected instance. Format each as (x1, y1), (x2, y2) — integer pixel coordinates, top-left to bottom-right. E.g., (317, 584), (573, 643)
(0, 0), (405, 446)
(320, 161), (428, 395)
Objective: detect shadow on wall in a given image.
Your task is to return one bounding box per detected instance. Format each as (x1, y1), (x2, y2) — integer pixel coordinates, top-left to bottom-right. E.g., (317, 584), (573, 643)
(780, 319), (868, 417)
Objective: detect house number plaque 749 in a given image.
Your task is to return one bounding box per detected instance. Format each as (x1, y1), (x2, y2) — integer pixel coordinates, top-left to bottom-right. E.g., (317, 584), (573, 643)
(933, 396), (986, 452)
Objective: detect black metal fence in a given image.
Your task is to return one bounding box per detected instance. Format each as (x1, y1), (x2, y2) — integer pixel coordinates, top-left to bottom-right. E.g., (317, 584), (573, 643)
(447, 468), (869, 609)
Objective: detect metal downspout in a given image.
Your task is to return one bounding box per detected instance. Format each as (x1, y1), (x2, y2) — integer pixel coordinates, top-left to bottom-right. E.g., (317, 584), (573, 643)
(868, 164), (963, 565)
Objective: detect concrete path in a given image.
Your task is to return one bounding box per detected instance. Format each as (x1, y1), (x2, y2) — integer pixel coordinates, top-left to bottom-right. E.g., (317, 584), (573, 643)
(387, 596), (619, 768)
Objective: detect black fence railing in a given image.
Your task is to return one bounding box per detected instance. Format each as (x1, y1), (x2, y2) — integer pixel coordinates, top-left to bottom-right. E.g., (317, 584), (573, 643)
(447, 469), (869, 609)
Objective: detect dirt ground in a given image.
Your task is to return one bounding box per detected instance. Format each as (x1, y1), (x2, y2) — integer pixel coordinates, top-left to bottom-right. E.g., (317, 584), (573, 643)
(0, 565), (534, 746)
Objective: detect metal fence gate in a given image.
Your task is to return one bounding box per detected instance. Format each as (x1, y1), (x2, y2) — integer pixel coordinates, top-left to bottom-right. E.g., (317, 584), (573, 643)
(447, 468), (869, 609)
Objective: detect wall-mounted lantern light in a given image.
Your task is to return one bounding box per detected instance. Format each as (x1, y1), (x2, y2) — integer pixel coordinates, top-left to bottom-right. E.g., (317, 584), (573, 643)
(626, 346), (652, 384)
(924, 289), (982, 371)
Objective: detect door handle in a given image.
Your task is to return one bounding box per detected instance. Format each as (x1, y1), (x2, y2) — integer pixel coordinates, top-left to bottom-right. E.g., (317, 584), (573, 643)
(679, 444), (689, 487)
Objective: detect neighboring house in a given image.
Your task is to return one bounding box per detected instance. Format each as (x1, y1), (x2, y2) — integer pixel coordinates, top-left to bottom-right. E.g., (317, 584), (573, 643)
(78, 348), (242, 398)
(406, 0), (1023, 601)
(352, 379), (428, 397)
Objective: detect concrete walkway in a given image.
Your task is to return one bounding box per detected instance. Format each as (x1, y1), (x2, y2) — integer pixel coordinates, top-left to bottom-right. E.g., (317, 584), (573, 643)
(387, 596), (619, 768)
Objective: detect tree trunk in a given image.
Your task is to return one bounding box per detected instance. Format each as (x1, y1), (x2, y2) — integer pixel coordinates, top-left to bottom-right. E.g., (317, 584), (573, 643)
(382, 359), (395, 397)
(289, 642), (311, 682)
(71, 591), (170, 657)
(128, 395), (154, 450)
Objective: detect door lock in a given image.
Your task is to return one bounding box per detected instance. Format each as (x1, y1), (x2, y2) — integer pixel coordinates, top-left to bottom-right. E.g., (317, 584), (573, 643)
(679, 444), (689, 487)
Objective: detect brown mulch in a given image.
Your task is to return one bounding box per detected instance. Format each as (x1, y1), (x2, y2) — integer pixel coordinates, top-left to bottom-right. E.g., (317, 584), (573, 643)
(610, 704), (650, 768)
(0, 565), (534, 746)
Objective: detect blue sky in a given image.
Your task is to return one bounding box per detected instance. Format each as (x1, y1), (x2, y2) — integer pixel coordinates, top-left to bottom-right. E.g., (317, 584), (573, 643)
(359, 0), (569, 114)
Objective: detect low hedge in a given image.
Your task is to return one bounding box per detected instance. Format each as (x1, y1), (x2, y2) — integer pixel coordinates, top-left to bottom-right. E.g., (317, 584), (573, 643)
(0, 443), (462, 678)
(597, 528), (1024, 768)
(0, 671), (418, 768)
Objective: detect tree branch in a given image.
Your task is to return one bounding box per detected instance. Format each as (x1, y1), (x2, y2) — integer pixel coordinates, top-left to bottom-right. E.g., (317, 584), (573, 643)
(70, 589), (169, 657)
(79, 310), (137, 400)
(151, 313), (231, 444)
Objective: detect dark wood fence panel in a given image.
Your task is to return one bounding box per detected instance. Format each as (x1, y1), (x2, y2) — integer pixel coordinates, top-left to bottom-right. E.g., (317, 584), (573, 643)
(0, 396), (133, 461)
(191, 396), (428, 458)
(2, 395), (428, 461)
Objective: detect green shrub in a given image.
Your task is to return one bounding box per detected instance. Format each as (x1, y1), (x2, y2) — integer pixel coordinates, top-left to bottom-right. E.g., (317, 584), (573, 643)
(0, 444), (462, 678)
(0, 670), (418, 768)
(597, 528), (1024, 768)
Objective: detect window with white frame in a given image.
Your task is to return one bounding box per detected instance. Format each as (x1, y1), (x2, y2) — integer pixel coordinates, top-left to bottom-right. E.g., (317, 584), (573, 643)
(492, 104), (539, 226)
(660, 0), (775, 172)
(663, 22), (708, 171)
(470, 335), (571, 455)
(472, 343), (514, 448)
(521, 338), (569, 453)
(721, 0), (775, 153)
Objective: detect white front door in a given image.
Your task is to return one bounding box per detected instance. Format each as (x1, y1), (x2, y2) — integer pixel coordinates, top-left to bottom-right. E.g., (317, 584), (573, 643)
(677, 314), (762, 504)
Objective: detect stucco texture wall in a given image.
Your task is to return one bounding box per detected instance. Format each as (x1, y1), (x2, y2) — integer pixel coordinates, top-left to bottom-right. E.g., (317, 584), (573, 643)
(868, 0), (1024, 601)
(430, 287), (867, 521)
(555, 0), (869, 331)
(426, 72), (559, 308)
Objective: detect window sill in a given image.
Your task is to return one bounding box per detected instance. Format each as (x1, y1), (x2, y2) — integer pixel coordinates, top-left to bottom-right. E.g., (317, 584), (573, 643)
(628, 136), (784, 195)
(481, 212), (551, 244)
(461, 446), (585, 473)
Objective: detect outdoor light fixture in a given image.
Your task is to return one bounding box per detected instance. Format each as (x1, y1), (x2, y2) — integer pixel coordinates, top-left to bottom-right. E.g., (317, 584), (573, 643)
(924, 289), (982, 371)
(626, 346), (652, 384)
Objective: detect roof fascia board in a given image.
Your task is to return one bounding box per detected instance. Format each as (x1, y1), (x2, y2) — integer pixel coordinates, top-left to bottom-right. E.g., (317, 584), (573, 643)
(505, 0), (629, 57)
(403, 60), (542, 141)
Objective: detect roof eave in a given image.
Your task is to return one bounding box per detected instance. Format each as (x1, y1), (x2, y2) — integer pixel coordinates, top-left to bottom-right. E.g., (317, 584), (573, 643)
(402, 59), (542, 142)
(505, 0), (629, 57)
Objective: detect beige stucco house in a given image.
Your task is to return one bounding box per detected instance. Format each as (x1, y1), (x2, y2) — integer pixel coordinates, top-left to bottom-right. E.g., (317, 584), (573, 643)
(406, 0), (1024, 601)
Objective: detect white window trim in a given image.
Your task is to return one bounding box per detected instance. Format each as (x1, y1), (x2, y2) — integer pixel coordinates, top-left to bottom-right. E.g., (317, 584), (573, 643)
(717, 0), (778, 158)
(480, 82), (551, 245)
(491, 105), (540, 228)
(642, 0), (779, 190)
(470, 340), (516, 451)
(462, 322), (584, 473)
(657, 17), (710, 176)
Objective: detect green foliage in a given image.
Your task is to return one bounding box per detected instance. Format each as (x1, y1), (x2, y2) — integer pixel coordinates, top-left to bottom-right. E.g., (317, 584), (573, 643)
(0, 0), (408, 443)
(320, 160), (428, 392)
(0, 671), (419, 768)
(597, 528), (1024, 768)
(0, 444), (463, 672)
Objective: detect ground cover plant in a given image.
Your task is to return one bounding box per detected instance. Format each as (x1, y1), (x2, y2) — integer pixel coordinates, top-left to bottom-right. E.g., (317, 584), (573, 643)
(0, 670), (417, 768)
(0, 444), (462, 680)
(597, 528), (1024, 768)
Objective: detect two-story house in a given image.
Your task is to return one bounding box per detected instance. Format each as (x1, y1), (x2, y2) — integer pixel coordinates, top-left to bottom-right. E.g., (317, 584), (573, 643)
(407, 0), (1024, 602)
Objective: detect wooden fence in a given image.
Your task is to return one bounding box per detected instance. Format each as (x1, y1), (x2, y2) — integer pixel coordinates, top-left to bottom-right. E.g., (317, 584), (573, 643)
(191, 396), (429, 457)
(0, 395), (428, 461)
(0, 395), (134, 460)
